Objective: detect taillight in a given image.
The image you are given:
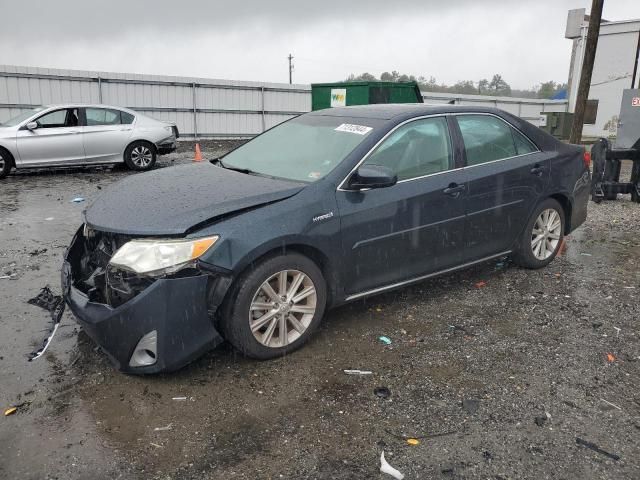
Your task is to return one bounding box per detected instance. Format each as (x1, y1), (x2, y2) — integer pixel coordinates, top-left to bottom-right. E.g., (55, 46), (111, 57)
(583, 149), (591, 169)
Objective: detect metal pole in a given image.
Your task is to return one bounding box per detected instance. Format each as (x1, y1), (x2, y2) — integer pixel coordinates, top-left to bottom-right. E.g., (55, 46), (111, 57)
(631, 30), (640, 89)
(98, 76), (102, 104)
(192, 82), (198, 140)
(288, 54), (293, 84)
(569, 0), (604, 144)
(261, 86), (266, 132)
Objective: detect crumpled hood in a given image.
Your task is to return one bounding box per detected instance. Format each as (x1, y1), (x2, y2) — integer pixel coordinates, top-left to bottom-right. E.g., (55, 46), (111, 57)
(85, 163), (305, 235)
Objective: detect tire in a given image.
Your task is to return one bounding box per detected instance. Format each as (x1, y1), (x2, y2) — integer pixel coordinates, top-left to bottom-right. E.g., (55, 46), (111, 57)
(0, 148), (14, 179)
(219, 253), (327, 359)
(512, 198), (565, 269)
(124, 141), (156, 171)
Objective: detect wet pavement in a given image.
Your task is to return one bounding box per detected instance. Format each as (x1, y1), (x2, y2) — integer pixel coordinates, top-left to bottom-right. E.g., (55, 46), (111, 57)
(1, 146), (639, 479)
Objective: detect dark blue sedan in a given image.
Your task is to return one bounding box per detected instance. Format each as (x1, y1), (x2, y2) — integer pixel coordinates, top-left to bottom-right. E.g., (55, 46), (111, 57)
(63, 104), (591, 373)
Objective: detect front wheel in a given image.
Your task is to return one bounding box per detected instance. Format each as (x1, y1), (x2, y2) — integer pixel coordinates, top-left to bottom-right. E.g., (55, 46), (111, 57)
(512, 198), (565, 269)
(219, 253), (327, 359)
(0, 148), (14, 179)
(124, 141), (156, 171)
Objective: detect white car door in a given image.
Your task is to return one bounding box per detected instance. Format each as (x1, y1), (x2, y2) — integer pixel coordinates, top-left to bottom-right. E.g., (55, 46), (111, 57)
(16, 108), (85, 166)
(82, 108), (134, 163)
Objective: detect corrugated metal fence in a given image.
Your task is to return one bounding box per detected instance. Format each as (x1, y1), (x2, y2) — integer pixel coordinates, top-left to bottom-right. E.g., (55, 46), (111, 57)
(0, 65), (568, 137)
(420, 92), (568, 125)
(0, 65), (310, 138)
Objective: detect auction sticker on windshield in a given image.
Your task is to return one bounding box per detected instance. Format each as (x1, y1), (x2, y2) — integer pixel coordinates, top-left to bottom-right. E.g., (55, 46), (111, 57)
(334, 124), (373, 135)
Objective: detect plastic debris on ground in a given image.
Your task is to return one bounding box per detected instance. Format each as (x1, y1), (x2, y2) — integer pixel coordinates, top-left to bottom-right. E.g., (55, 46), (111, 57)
(70, 197), (85, 203)
(378, 336), (392, 345)
(154, 423), (173, 431)
(576, 437), (620, 461)
(462, 398), (480, 414)
(374, 387), (391, 399)
(606, 353), (616, 363)
(4, 407), (17, 416)
(385, 428), (457, 441)
(534, 416), (547, 427)
(343, 369), (373, 375)
(474, 281), (487, 288)
(600, 398), (622, 410)
(27, 286), (66, 361)
(172, 397), (188, 401)
(380, 451), (404, 480)
(406, 438), (420, 446)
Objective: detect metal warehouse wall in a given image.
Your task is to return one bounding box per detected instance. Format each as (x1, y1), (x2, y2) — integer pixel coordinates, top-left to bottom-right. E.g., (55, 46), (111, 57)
(567, 18), (640, 139)
(0, 65), (567, 137)
(0, 65), (310, 138)
(421, 92), (568, 127)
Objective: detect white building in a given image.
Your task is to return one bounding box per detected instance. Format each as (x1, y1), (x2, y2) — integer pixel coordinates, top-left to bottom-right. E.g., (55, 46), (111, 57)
(566, 8), (640, 139)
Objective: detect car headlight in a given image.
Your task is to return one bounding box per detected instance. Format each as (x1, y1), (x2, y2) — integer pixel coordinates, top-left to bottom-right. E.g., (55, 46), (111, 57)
(109, 236), (219, 276)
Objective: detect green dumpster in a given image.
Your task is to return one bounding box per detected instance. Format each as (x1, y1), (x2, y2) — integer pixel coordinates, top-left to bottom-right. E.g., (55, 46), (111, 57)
(311, 81), (423, 111)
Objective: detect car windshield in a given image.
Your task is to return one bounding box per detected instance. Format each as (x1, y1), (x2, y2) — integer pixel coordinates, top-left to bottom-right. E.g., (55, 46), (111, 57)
(221, 114), (383, 182)
(1, 107), (46, 127)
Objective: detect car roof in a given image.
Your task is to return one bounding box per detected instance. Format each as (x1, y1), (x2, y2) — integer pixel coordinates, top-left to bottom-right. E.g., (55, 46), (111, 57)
(307, 103), (506, 120)
(43, 103), (135, 112)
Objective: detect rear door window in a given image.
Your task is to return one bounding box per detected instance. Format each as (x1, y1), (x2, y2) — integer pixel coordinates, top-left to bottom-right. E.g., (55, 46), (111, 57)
(86, 108), (123, 126)
(457, 115), (522, 166)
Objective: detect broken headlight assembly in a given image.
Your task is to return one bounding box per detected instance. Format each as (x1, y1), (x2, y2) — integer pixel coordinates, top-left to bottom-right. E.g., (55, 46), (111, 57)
(109, 236), (219, 277)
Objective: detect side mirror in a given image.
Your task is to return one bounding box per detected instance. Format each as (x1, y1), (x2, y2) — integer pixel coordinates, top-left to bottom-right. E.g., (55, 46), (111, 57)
(26, 121), (38, 131)
(348, 164), (397, 190)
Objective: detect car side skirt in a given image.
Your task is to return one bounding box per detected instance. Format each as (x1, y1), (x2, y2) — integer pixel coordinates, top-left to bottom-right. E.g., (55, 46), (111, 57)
(344, 250), (511, 301)
(15, 159), (123, 169)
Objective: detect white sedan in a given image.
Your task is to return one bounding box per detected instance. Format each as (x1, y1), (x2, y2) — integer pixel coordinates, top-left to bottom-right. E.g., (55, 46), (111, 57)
(0, 104), (179, 179)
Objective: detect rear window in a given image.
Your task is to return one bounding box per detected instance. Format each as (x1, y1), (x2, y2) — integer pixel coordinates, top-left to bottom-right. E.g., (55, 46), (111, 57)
(121, 111), (135, 124)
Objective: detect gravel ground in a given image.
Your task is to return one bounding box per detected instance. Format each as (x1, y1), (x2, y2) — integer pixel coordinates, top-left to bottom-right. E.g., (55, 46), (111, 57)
(0, 146), (639, 479)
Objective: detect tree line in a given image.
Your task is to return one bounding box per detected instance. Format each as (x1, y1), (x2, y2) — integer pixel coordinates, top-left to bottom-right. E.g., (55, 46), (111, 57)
(344, 71), (567, 99)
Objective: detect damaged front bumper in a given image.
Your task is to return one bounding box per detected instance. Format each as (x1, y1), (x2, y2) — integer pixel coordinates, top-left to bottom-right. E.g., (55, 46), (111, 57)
(62, 227), (229, 374)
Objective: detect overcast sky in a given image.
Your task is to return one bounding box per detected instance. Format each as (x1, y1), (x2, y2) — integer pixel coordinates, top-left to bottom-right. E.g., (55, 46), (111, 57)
(0, 1), (638, 89)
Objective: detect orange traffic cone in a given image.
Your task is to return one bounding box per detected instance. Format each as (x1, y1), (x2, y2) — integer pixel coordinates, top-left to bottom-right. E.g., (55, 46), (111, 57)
(193, 143), (203, 162)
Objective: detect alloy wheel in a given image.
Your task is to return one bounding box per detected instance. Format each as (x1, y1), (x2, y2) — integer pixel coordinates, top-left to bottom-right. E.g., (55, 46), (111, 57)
(131, 145), (153, 168)
(531, 208), (562, 260)
(249, 269), (317, 348)
(0, 153), (5, 171)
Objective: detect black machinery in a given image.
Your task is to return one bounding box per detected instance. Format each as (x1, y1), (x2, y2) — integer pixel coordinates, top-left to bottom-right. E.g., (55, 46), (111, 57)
(591, 89), (640, 203)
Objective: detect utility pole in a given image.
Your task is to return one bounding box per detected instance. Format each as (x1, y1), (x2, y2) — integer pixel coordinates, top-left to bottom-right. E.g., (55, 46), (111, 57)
(288, 54), (294, 84)
(569, 0), (604, 144)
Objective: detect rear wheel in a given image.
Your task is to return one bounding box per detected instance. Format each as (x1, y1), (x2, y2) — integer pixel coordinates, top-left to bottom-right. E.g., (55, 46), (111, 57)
(219, 253), (327, 359)
(512, 198), (565, 269)
(124, 141), (156, 171)
(0, 148), (14, 179)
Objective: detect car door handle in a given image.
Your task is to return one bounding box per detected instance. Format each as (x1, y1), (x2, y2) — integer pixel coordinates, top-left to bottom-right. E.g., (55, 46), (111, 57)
(530, 165), (546, 176)
(443, 183), (466, 197)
